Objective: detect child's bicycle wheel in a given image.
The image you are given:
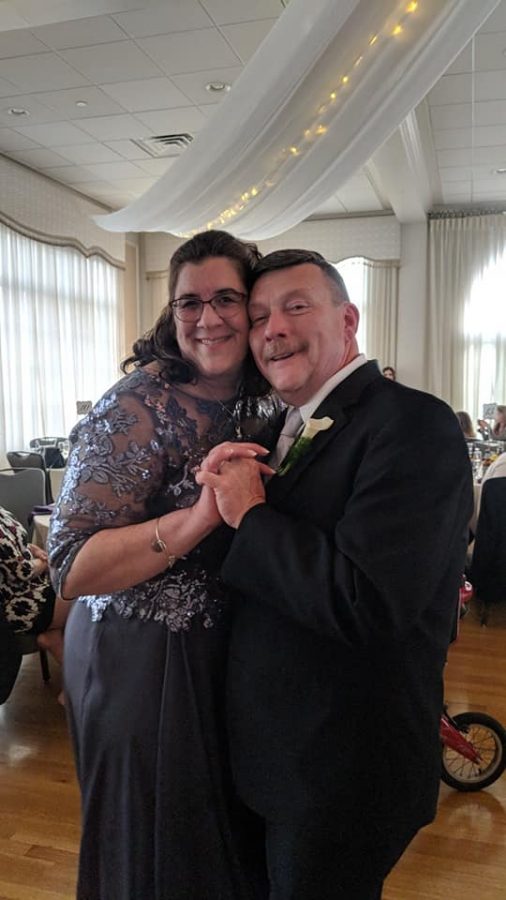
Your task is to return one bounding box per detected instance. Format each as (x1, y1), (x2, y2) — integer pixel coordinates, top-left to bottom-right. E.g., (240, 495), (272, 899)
(441, 711), (506, 791)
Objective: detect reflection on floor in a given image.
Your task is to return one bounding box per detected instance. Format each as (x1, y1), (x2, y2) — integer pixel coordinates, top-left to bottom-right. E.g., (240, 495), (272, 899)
(0, 602), (505, 899)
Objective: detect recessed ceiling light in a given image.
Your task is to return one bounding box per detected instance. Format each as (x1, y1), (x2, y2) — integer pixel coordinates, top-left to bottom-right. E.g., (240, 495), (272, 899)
(8, 107), (29, 116)
(494, 167), (506, 174)
(75, 100), (88, 108)
(205, 81), (231, 93)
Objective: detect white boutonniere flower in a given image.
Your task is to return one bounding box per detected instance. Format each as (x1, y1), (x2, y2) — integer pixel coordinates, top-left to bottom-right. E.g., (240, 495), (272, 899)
(277, 416), (334, 476)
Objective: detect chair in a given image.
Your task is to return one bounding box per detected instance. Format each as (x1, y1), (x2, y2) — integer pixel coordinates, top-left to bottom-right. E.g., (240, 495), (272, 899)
(469, 476), (506, 625)
(7, 450), (53, 502)
(0, 468), (46, 533)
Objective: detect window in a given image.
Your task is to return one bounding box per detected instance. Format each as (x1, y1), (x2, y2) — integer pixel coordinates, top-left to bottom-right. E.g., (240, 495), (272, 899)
(0, 222), (121, 458)
(463, 251), (506, 420)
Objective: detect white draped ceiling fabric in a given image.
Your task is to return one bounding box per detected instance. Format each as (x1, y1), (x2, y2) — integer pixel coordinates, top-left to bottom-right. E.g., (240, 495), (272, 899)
(97, 0), (501, 240)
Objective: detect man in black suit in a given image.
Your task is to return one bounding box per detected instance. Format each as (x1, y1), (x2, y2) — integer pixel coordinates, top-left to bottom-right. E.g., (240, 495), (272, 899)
(198, 249), (473, 899)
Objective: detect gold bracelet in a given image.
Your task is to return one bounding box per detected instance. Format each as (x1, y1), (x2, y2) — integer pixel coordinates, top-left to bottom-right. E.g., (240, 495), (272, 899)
(151, 517), (177, 569)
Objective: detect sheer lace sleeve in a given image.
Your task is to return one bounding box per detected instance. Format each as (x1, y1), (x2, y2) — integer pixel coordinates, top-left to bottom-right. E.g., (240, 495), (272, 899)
(48, 375), (168, 595)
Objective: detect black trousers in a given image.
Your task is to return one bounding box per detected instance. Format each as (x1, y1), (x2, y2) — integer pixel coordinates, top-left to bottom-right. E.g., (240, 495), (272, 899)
(243, 805), (419, 900)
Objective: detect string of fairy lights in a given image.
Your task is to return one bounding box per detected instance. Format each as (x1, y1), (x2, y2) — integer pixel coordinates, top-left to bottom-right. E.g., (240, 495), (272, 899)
(175, 1), (420, 238)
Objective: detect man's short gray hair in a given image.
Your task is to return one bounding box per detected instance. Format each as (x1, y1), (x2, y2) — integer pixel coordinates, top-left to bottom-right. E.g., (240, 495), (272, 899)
(251, 248), (350, 305)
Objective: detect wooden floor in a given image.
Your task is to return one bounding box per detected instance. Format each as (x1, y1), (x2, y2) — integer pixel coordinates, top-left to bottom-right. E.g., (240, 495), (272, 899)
(0, 603), (505, 900)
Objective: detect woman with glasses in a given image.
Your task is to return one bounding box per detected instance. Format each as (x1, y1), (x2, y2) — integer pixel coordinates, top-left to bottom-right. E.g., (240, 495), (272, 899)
(48, 231), (278, 900)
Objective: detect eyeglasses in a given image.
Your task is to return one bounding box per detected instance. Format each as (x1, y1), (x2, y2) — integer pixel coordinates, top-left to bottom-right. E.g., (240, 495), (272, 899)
(170, 290), (247, 323)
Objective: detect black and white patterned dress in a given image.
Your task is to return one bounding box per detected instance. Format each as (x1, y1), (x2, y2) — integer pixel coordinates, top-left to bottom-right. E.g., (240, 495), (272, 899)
(48, 367), (279, 900)
(0, 505), (55, 634)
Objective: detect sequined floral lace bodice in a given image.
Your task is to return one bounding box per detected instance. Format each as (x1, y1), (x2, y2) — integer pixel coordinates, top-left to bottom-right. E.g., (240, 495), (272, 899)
(48, 369), (279, 631)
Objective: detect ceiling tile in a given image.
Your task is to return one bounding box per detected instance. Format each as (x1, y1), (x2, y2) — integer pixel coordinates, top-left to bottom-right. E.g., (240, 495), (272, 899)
(476, 70), (506, 102)
(36, 86), (125, 119)
(0, 29), (48, 58)
(9, 146), (70, 168)
(171, 67), (242, 104)
(429, 103), (471, 130)
(475, 99), (506, 127)
(479, 2), (506, 34)
(133, 156), (177, 176)
(428, 74), (472, 106)
(434, 128), (472, 150)
(33, 15), (127, 49)
(135, 106), (207, 134)
(0, 94), (60, 125)
(475, 32), (506, 73)
(104, 138), (152, 159)
(45, 164), (101, 184)
(437, 148), (473, 167)
(12, 120), (92, 146)
(83, 159), (146, 180)
(138, 29), (240, 75)
(472, 186), (506, 198)
(61, 41), (160, 84)
(106, 175), (157, 192)
(0, 75), (18, 98)
(101, 77), (189, 111)
(200, 0), (283, 26)
(439, 166), (473, 183)
(112, 1), (212, 37)
(471, 177), (506, 191)
(0, 127), (39, 150)
(474, 124), (506, 147)
(0, 53), (88, 92)
(306, 195), (346, 216)
(442, 186), (472, 201)
(443, 43), (472, 76)
(469, 145), (506, 166)
(0, 8), (28, 30)
(54, 142), (123, 164)
(78, 113), (150, 140)
(221, 19), (277, 64)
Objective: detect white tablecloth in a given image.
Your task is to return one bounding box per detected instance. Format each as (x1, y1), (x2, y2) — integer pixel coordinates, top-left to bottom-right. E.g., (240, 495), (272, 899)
(32, 514), (50, 548)
(49, 467), (65, 499)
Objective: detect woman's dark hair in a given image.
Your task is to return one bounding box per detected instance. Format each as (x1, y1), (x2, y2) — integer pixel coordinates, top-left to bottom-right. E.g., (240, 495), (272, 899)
(122, 230), (269, 395)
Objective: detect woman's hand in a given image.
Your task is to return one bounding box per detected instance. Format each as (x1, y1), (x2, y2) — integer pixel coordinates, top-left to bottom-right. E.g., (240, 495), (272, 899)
(196, 457), (268, 529)
(198, 441), (275, 478)
(31, 556), (49, 577)
(28, 543), (48, 563)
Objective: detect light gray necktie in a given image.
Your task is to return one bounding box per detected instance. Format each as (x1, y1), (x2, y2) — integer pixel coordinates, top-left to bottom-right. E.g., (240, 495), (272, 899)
(269, 407), (303, 470)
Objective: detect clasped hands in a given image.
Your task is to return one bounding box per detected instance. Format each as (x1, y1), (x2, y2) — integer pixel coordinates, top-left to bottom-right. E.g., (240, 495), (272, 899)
(28, 542), (49, 577)
(195, 442), (275, 529)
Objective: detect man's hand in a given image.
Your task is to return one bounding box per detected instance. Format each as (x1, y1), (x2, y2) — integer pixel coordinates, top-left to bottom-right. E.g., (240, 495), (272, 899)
(196, 457), (267, 529)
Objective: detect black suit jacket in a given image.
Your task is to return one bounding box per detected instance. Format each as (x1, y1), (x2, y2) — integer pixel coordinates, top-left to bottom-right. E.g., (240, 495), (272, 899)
(223, 362), (473, 832)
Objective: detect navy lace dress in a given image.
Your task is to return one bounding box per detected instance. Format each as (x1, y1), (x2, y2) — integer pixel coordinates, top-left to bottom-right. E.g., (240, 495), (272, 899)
(48, 368), (278, 900)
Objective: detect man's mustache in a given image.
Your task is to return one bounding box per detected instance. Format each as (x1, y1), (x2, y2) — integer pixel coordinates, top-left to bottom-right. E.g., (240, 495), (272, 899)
(263, 341), (301, 362)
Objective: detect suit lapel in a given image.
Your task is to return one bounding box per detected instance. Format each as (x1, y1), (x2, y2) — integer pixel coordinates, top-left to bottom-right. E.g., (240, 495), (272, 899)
(267, 360), (381, 502)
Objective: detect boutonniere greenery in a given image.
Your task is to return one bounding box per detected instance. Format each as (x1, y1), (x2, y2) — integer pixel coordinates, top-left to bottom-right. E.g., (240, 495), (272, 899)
(277, 416), (334, 476)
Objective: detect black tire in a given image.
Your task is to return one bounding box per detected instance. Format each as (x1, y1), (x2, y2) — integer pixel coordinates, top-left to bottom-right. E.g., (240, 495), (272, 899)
(441, 711), (506, 791)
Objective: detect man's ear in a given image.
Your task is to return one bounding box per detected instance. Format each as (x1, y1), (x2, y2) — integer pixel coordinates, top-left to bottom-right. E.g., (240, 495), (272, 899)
(344, 302), (360, 337)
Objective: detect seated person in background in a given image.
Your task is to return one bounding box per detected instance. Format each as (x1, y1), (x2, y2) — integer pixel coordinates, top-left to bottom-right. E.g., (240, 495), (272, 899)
(0, 505), (70, 702)
(455, 410), (476, 439)
(382, 365), (396, 381)
(477, 404), (506, 441)
(481, 450), (506, 484)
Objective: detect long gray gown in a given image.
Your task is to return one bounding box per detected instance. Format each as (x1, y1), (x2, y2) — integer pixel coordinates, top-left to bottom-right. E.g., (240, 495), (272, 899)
(48, 367), (278, 900)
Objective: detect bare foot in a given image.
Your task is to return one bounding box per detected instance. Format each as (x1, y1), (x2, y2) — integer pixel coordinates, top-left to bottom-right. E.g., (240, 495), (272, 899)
(57, 690), (65, 707)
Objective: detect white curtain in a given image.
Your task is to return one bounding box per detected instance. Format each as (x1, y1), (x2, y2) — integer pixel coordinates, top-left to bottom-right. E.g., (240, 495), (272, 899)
(0, 222), (122, 460)
(427, 215), (506, 419)
(337, 257), (399, 366)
